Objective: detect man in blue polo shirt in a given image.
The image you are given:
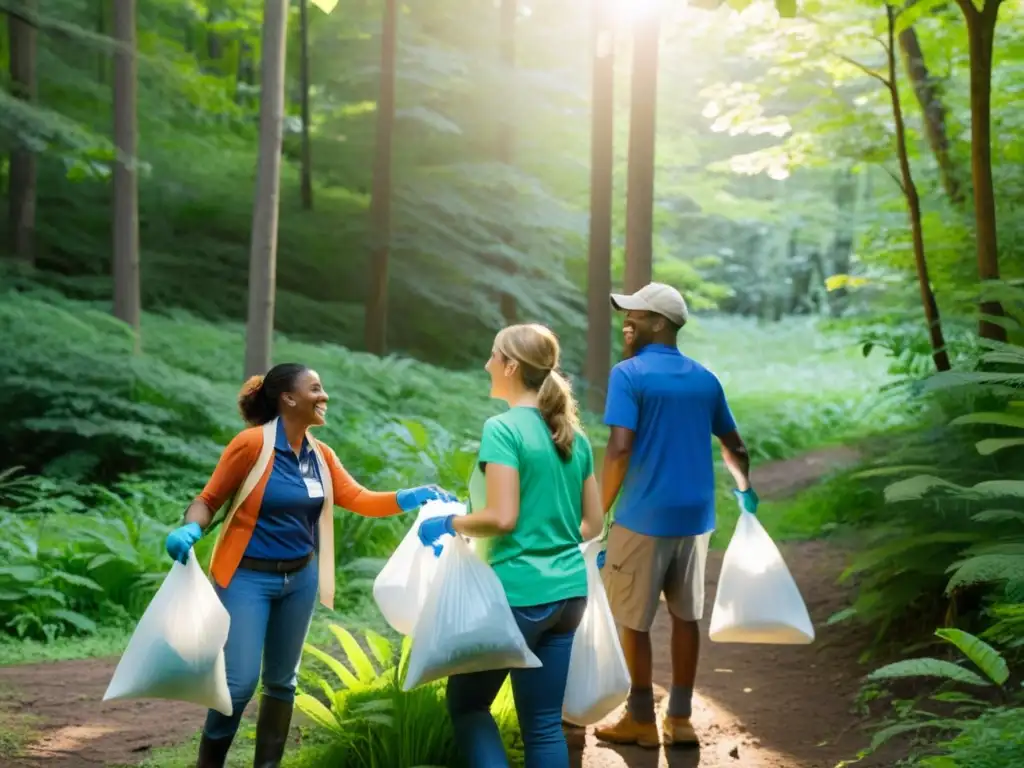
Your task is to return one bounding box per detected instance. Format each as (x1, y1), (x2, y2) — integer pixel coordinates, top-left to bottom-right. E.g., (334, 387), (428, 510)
(594, 282), (758, 749)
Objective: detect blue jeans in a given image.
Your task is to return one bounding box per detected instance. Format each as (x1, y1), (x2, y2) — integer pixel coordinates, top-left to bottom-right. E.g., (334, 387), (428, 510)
(446, 596), (587, 768)
(203, 559), (319, 741)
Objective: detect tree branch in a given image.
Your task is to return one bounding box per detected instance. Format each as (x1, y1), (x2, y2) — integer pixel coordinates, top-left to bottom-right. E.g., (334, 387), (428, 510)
(834, 53), (892, 89)
(883, 166), (905, 193)
(953, 0), (979, 21)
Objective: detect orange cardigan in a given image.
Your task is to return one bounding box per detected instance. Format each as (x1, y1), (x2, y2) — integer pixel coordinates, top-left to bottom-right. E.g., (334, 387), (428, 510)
(200, 419), (400, 609)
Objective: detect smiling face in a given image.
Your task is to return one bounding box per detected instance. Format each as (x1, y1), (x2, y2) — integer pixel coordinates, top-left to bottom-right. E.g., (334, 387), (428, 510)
(282, 369), (330, 427)
(622, 310), (659, 359)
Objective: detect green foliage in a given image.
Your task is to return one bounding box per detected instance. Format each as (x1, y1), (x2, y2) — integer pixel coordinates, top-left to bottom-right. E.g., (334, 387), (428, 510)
(0, 493), (169, 642)
(295, 624), (523, 767)
(918, 707), (1024, 768)
(856, 631), (1024, 766)
(818, 292), (1024, 639)
(0, 286), (501, 487)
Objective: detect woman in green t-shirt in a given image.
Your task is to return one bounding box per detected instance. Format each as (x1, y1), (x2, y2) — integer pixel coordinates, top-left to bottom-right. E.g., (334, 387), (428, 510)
(418, 323), (604, 767)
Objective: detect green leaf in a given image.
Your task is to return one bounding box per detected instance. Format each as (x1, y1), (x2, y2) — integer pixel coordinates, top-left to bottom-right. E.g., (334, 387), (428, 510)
(294, 694), (343, 734)
(950, 412), (1024, 429)
(935, 629), (1009, 686)
(883, 474), (961, 502)
(866, 658), (990, 687)
(947, 554), (1024, 594)
(330, 624), (376, 683)
(47, 609), (97, 633)
(0, 565), (44, 582)
(929, 691), (984, 705)
(302, 643), (360, 691)
(971, 509), (1024, 524)
(972, 480), (1024, 498)
(363, 629), (394, 668)
(50, 571), (103, 591)
(775, 0), (798, 17)
(87, 553), (119, 569)
(24, 586), (67, 605)
(869, 719), (949, 750)
(976, 438), (1024, 456)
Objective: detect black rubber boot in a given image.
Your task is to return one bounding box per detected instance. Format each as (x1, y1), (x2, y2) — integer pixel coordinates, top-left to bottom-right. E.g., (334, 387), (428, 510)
(196, 732), (233, 768)
(253, 695), (294, 768)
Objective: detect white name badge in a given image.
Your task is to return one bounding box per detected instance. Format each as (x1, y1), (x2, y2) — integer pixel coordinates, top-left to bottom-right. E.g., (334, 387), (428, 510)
(305, 477), (324, 499)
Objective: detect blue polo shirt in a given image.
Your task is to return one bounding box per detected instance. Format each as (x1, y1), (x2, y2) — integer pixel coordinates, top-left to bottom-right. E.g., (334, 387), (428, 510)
(604, 344), (737, 538)
(244, 420), (326, 561)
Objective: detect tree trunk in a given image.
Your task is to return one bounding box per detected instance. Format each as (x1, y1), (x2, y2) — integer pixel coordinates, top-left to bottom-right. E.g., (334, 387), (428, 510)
(898, 24), (963, 205)
(887, 5), (950, 372)
(237, 42), (255, 106)
(8, 0), (37, 265)
(498, 0), (518, 324)
(363, 0), (398, 356)
(585, 0), (614, 413)
(206, 8), (223, 65)
(956, 0), (1005, 341)
(244, 0), (289, 378)
(623, 12), (659, 292)
(112, 0), (141, 349)
(96, 0), (107, 84)
(299, 0), (313, 210)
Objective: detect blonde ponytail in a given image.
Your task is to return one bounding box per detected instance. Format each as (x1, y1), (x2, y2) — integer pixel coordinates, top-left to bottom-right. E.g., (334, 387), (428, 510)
(538, 369), (581, 460)
(494, 323), (581, 461)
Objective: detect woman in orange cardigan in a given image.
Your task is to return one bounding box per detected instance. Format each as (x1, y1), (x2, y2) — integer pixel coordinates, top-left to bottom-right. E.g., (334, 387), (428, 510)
(164, 363), (454, 768)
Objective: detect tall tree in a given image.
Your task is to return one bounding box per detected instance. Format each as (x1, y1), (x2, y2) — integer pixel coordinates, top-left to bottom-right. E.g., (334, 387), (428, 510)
(112, 0), (141, 348)
(954, 0), (1006, 342)
(498, 0), (518, 324)
(884, 6), (950, 371)
(898, 24), (963, 205)
(244, 0), (290, 377)
(299, 0), (313, 210)
(623, 9), (659, 292)
(585, 0), (615, 412)
(8, 0), (38, 265)
(363, 0), (398, 356)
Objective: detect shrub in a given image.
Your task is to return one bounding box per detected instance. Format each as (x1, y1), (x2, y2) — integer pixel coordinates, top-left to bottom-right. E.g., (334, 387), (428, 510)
(855, 629), (1024, 767)
(295, 624), (523, 767)
(0, 503), (168, 642)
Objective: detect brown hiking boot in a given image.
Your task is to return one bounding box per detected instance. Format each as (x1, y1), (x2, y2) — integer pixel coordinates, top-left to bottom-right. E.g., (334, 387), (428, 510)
(662, 715), (699, 747)
(594, 711), (660, 749)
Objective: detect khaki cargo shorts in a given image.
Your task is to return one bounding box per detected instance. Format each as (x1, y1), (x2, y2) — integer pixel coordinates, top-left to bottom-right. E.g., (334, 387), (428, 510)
(601, 524), (711, 632)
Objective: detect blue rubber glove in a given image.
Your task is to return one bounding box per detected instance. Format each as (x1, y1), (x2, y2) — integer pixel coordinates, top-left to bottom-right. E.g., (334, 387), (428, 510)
(734, 488), (760, 515)
(396, 484), (457, 512)
(418, 514), (456, 557)
(165, 522), (203, 564)
(596, 549), (606, 570)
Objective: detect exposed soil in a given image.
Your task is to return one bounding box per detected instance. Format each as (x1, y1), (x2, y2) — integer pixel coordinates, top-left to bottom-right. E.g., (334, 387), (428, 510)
(0, 446), (895, 768)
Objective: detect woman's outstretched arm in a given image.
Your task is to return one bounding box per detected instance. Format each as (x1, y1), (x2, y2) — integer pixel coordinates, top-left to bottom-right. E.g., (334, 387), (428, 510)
(321, 444), (403, 518)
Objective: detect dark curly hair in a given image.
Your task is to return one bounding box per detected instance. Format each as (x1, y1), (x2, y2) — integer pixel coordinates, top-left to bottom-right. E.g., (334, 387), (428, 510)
(237, 363), (309, 426)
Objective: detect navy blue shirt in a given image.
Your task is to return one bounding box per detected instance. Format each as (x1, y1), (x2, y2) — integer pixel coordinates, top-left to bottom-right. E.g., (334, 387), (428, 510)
(244, 420), (326, 560)
(604, 344), (737, 538)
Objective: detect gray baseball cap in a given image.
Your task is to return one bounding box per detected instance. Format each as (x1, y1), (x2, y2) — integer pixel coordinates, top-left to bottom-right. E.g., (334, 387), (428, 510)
(610, 282), (689, 327)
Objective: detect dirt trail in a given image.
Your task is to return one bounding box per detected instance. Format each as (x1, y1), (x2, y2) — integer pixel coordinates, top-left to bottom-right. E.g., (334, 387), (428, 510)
(0, 446), (887, 768)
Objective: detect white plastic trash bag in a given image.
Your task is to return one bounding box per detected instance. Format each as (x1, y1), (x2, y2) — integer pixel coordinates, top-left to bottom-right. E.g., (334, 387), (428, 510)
(709, 512), (815, 645)
(563, 539), (631, 726)
(373, 500), (467, 636)
(103, 555), (232, 715)
(403, 534), (541, 691)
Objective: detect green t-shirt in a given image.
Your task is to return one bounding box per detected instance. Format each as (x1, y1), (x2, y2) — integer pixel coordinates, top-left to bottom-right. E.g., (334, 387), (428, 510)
(468, 406), (591, 607)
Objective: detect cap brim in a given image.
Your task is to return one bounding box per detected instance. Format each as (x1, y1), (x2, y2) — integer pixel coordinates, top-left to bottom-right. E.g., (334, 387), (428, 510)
(610, 293), (651, 312)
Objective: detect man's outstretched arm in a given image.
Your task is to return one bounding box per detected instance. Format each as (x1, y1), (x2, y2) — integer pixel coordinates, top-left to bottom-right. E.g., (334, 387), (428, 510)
(718, 430), (751, 491)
